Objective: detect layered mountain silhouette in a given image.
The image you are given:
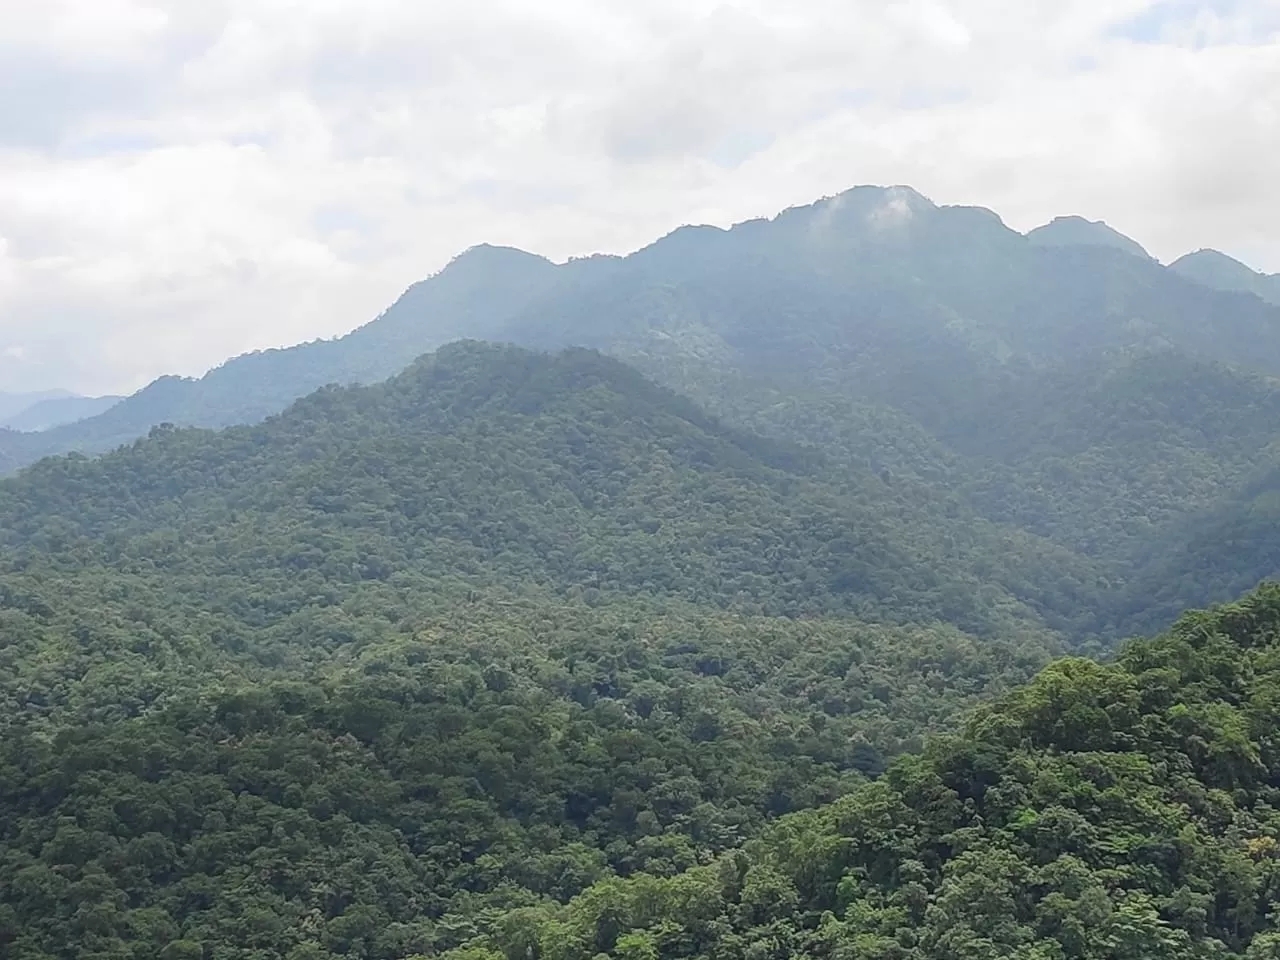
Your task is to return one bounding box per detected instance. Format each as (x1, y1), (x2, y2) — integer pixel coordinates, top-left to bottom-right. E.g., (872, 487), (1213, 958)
(0, 390), (69, 421)
(5, 185), (1280, 471)
(6, 190), (1280, 956)
(5, 184), (1280, 626)
(0, 393), (121, 432)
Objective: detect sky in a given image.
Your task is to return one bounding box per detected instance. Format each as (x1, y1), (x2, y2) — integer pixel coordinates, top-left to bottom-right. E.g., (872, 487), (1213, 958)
(1, 0), (1278, 396)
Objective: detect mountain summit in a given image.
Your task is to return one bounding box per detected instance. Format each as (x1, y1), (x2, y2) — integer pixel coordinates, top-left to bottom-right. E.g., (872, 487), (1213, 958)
(1170, 248), (1280, 306)
(8, 185), (1280, 477)
(1025, 214), (1153, 260)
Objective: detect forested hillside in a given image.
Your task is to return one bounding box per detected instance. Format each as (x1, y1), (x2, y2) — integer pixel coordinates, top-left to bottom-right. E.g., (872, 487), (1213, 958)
(3, 336), (1280, 958)
(0, 345), (1067, 959)
(0, 342), (1092, 670)
(0, 598), (1049, 960)
(5, 185), (1280, 622)
(440, 584), (1280, 960)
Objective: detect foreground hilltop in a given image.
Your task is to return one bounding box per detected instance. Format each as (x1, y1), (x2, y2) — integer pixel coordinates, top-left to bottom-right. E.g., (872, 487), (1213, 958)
(4, 544), (1278, 956)
(443, 583), (1280, 960)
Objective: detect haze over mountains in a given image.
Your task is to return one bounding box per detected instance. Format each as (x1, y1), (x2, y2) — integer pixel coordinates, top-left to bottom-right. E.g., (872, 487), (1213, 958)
(0, 390), (123, 433)
(4, 185), (1280, 631)
(1, 185), (1276, 463)
(7, 184), (1280, 958)
(1170, 247), (1280, 306)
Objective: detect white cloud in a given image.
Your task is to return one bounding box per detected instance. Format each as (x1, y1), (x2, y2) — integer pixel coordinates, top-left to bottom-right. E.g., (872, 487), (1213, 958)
(0, 0), (1277, 394)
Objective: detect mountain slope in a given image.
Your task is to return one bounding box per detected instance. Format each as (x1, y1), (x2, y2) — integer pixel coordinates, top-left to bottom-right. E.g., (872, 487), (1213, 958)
(1026, 214), (1153, 260)
(1103, 461), (1280, 636)
(0, 393), (122, 431)
(0, 342), (1087, 958)
(11, 188), (1275, 516)
(1171, 248), (1280, 306)
(0, 389), (75, 421)
(0, 595), (1048, 960)
(10, 186), (1280, 476)
(0, 342), (1099, 658)
(0, 245), (563, 466)
(7, 341), (1280, 959)
(957, 351), (1280, 559)
(8, 187), (1280, 628)
(448, 582), (1280, 960)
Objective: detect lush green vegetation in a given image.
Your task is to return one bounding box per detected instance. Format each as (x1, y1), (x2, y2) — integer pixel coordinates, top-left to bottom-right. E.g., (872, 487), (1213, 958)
(440, 584), (1280, 960)
(0, 342), (1062, 958)
(0, 343), (1099, 663)
(6, 186), (1280, 625)
(5, 188), (1280, 958)
(0, 599), (1049, 960)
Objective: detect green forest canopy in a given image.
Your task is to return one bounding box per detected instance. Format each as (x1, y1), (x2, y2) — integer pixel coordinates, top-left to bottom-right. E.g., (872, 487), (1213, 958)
(8, 187), (1280, 630)
(434, 584), (1280, 960)
(3, 338), (1280, 958)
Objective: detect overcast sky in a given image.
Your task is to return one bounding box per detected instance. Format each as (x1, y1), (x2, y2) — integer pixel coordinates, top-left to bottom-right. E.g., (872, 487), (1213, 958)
(1, 0), (1278, 395)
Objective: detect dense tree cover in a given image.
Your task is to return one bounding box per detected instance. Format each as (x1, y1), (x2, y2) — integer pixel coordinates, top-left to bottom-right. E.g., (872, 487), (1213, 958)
(0, 594), (1046, 958)
(439, 584), (1280, 960)
(3, 334), (1280, 957)
(1101, 464), (1280, 637)
(0, 342), (1101, 662)
(950, 352), (1280, 558)
(5, 186), (1280, 626)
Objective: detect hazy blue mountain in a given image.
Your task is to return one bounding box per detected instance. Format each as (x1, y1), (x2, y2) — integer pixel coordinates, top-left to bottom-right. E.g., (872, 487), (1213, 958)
(1170, 248), (1280, 306)
(8, 186), (1280, 624)
(1025, 214), (1153, 260)
(0, 389), (75, 422)
(0, 244), (564, 470)
(0, 393), (122, 431)
(11, 185), (1280, 479)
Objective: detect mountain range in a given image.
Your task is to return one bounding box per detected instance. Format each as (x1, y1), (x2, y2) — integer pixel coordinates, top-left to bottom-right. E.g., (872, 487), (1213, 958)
(2, 185), (1277, 464)
(1170, 247), (1280, 306)
(5, 185), (1280, 958)
(0, 389), (122, 434)
(5, 184), (1280, 633)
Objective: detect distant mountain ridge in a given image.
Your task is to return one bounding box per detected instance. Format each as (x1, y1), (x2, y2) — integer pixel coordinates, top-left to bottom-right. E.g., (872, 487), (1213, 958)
(0, 394), (122, 432)
(0, 389), (76, 422)
(7, 185), (1280, 626)
(1025, 214), (1153, 260)
(1170, 248), (1280, 306)
(5, 185), (1280, 476)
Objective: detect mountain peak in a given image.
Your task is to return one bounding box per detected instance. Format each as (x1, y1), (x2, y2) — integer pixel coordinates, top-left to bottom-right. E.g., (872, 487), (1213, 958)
(824, 184), (936, 222)
(438, 243), (554, 277)
(1026, 215), (1152, 260)
(1171, 248), (1264, 283)
(1171, 249), (1280, 306)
